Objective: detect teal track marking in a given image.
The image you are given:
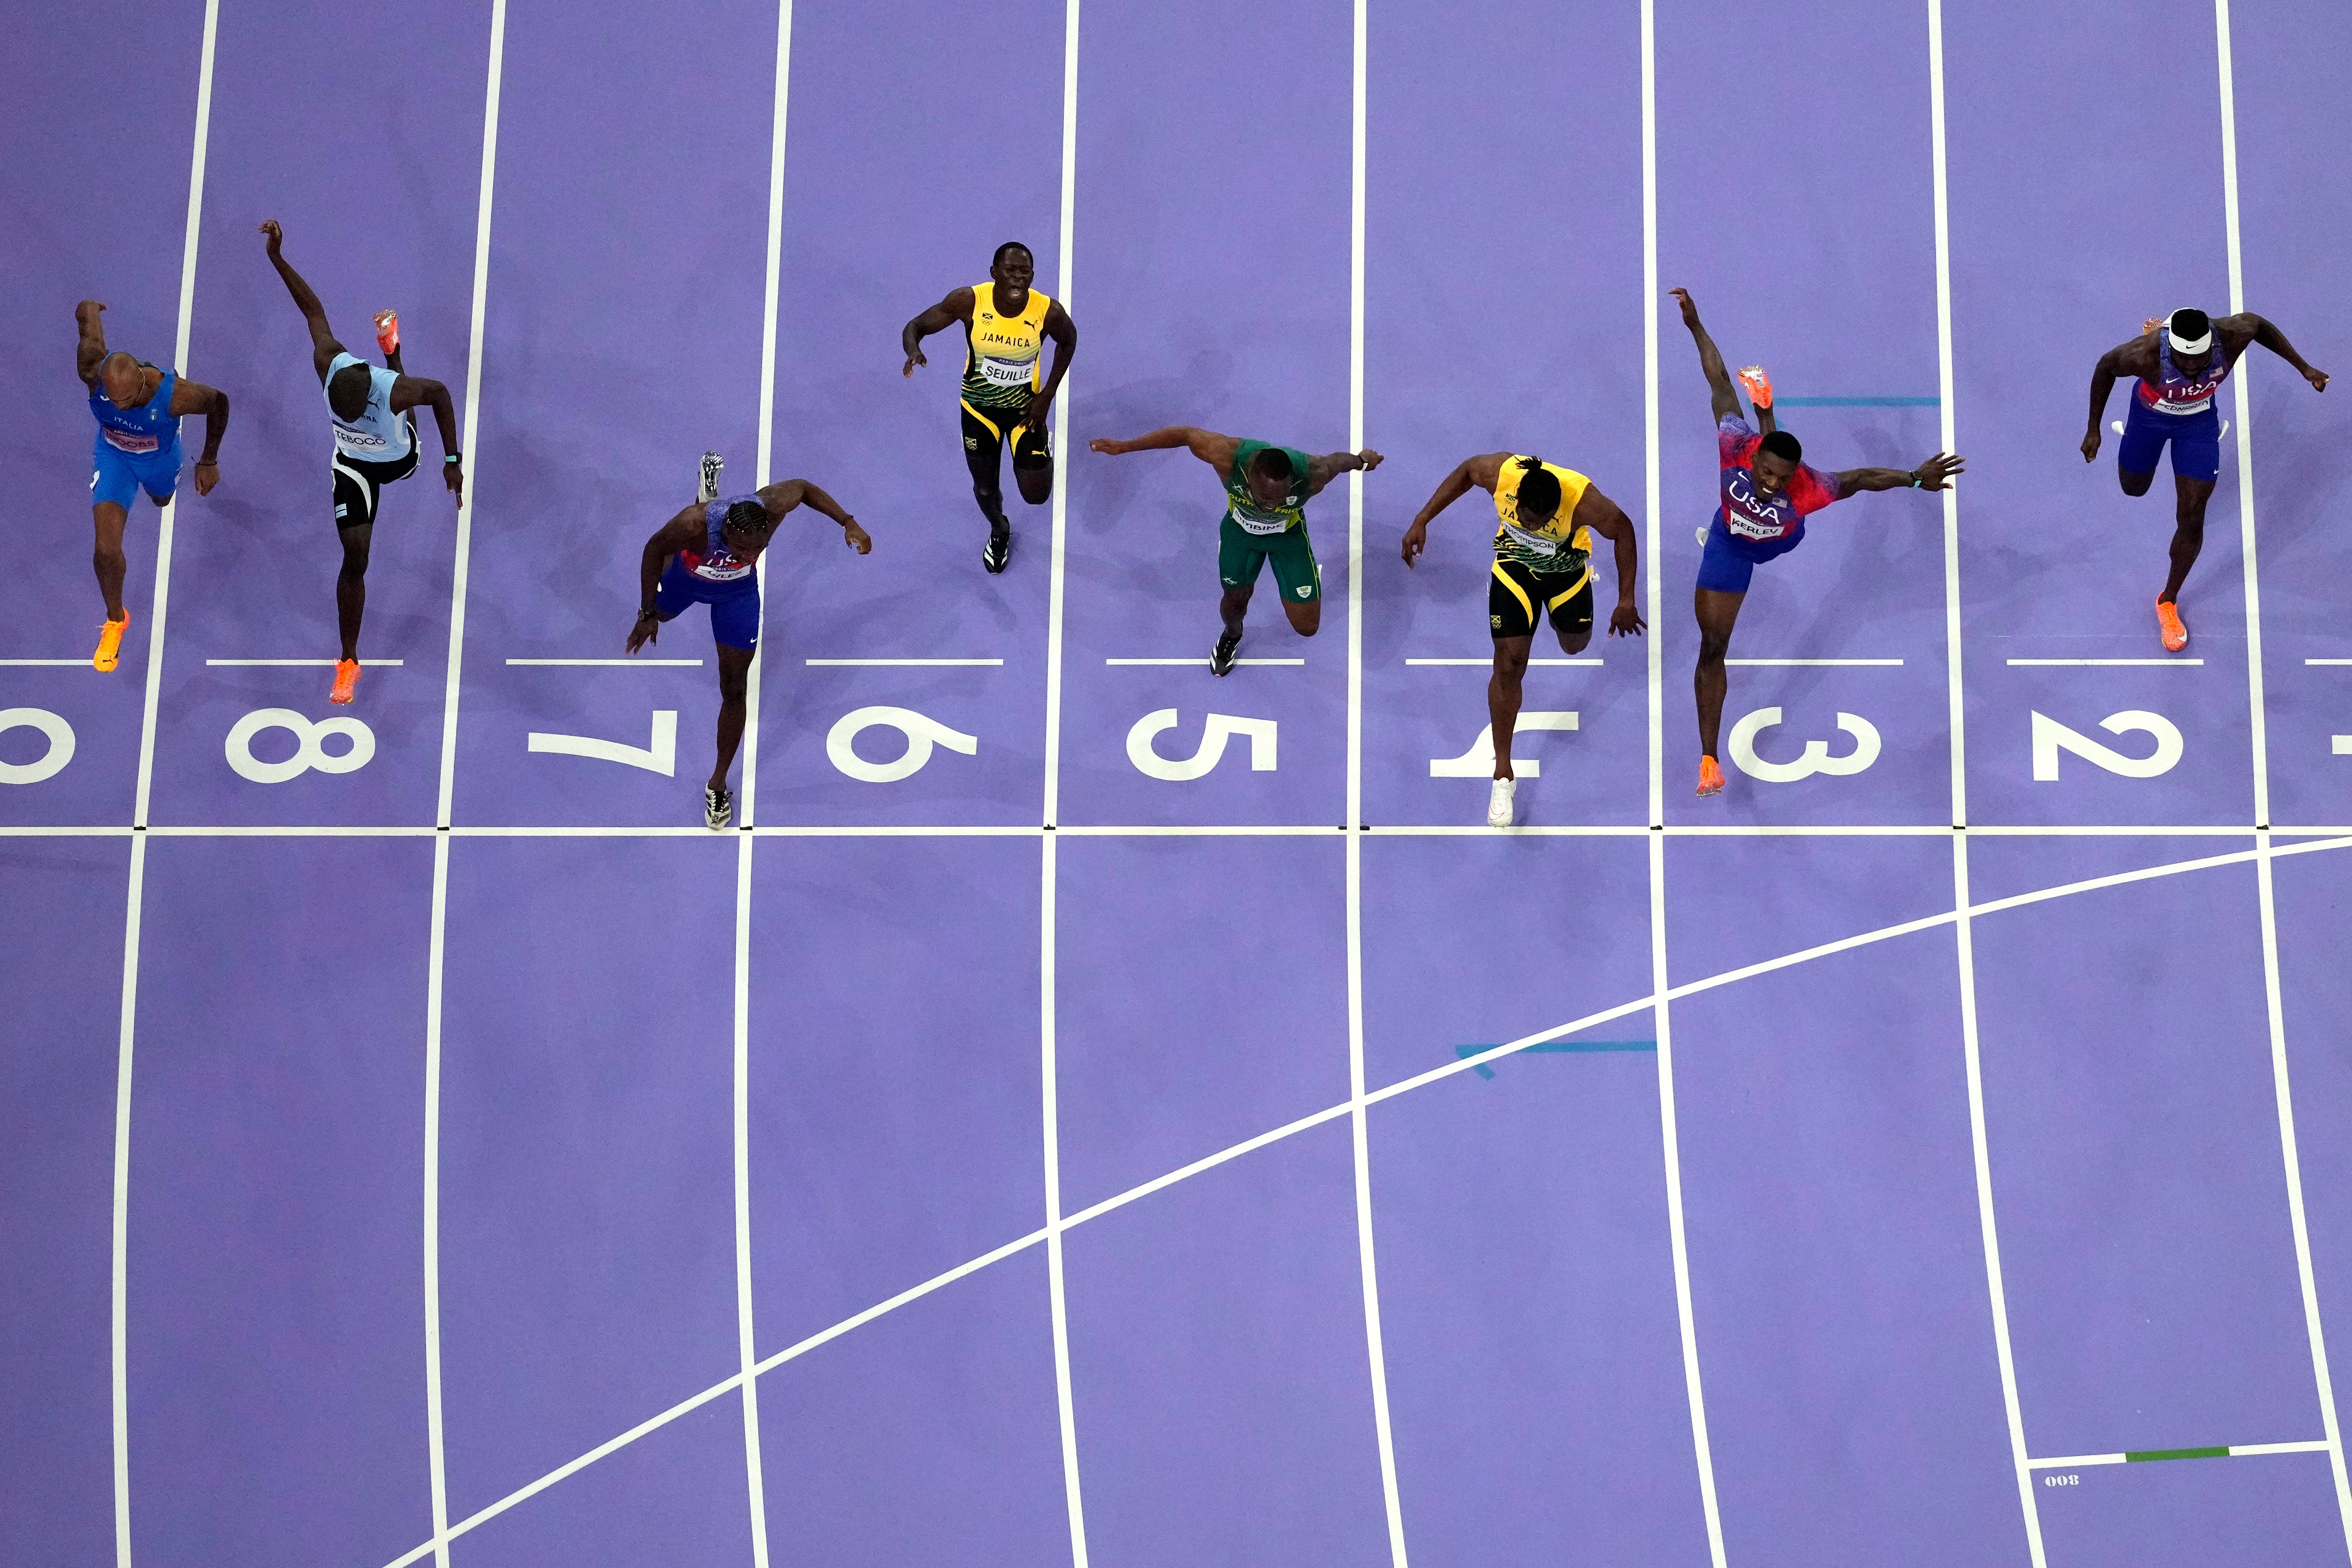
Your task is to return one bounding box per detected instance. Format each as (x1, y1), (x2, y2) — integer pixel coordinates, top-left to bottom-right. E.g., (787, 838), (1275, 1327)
(1774, 395), (1942, 406)
(1456, 1040), (1658, 1080)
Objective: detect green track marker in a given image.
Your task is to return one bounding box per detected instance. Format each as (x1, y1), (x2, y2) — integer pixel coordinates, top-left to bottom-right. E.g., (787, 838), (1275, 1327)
(1456, 1041), (1657, 1080)
(2124, 1446), (2230, 1463)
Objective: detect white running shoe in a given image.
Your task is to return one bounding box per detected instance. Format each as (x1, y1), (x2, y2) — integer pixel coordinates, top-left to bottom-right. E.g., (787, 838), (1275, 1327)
(704, 785), (733, 831)
(2220, 420), (2230, 439)
(1694, 524), (1711, 547)
(2110, 420), (2124, 435)
(698, 451), (724, 503)
(1487, 776), (1516, 828)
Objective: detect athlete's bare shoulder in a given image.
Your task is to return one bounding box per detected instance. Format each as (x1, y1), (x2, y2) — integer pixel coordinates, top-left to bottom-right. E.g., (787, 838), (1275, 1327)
(2103, 332), (2161, 377)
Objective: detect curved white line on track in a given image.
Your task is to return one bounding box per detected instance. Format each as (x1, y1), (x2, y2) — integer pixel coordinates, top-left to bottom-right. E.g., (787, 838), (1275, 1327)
(370, 831), (2352, 1567)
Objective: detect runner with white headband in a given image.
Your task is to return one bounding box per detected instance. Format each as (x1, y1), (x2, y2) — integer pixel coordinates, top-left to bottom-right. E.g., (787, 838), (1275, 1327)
(2082, 306), (2327, 652)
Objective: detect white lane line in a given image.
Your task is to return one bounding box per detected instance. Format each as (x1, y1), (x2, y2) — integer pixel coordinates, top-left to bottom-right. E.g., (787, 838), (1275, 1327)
(0, 659), (98, 666)
(1042, 2), (1090, 1561)
(2029, 1453), (2125, 1468)
(1649, 830), (1727, 1568)
(1103, 657), (1304, 666)
(1346, 3), (1406, 1561)
(1403, 657), (1601, 667)
(204, 658), (405, 666)
(418, 836), (455, 1568)
(1726, 657), (1903, 667)
(2234, 1439), (2338, 1458)
(362, 830), (2352, 1568)
(433, 0), (507, 833)
(728, 1), (796, 1560)
(2004, 657), (2203, 667)
(113, 9), (220, 1564)
(1929, 5), (2045, 1560)
(2216, 0), (2352, 1547)
(803, 657), (1003, 666)
(1640, 0), (1663, 833)
(1639, 4), (1721, 1562)
(2308, 659), (2352, 666)
(418, 8), (508, 1564)
(504, 657), (702, 666)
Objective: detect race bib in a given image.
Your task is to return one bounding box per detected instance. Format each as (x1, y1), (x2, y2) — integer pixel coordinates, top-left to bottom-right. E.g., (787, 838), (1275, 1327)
(1500, 521), (1562, 556)
(1231, 508), (1293, 537)
(977, 356), (1036, 388)
(102, 428), (161, 454)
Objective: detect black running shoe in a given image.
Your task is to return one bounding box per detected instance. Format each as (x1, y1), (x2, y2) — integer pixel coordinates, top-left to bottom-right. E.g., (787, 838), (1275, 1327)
(704, 785), (733, 831)
(1210, 630), (1241, 676)
(698, 451), (724, 503)
(983, 528), (1011, 574)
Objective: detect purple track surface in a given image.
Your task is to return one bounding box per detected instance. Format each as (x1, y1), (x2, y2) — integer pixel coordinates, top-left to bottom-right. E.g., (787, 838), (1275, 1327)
(5, 2), (2351, 1565)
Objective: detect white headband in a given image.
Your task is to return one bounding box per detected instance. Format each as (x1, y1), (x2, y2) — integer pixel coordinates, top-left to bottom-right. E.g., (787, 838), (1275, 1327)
(2167, 315), (2213, 356)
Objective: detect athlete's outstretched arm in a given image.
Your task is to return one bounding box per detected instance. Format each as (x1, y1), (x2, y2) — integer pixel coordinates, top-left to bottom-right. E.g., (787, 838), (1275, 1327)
(167, 378), (231, 496)
(74, 300), (109, 388)
(2081, 335), (2154, 462)
(1400, 452), (1507, 567)
(259, 221), (346, 382)
(627, 507), (702, 653)
(901, 287), (975, 376)
(1088, 427), (1240, 476)
(1574, 484), (1646, 637)
(1832, 451), (1964, 495)
(759, 478), (871, 554)
(2223, 312), (2329, 391)
(1669, 288), (1742, 424)
(1304, 448), (1383, 498)
(1026, 302), (1078, 429)
(389, 376), (463, 502)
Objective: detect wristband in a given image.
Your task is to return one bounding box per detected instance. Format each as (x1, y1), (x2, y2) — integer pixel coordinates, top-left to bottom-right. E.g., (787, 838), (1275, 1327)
(445, 453), (463, 464)
(1909, 473), (1922, 488)
(637, 608), (659, 622)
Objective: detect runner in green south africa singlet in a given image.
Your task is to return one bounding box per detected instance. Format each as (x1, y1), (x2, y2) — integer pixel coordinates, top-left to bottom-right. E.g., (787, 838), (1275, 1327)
(1223, 440), (1313, 532)
(1216, 440), (1323, 605)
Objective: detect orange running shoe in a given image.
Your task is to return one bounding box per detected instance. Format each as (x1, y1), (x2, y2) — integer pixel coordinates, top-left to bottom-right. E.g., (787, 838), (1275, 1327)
(93, 611), (130, 672)
(1735, 364), (1774, 410)
(1696, 755), (1725, 796)
(330, 658), (362, 704)
(373, 310), (400, 356)
(2155, 599), (2189, 652)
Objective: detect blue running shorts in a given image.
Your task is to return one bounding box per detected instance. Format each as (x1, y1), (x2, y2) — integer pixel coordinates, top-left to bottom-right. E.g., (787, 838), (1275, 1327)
(1695, 512), (1805, 595)
(654, 560), (761, 651)
(2117, 398), (2221, 484)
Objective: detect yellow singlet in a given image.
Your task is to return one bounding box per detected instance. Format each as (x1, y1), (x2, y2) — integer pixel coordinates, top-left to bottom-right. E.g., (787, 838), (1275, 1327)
(1491, 455), (1594, 581)
(961, 282), (1053, 417)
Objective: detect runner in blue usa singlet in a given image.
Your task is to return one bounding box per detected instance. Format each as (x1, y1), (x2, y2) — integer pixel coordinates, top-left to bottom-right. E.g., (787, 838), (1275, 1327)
(626, 462), (874, 830)
(2083, 305), (2330, 651)
(75, 298), (230, 670)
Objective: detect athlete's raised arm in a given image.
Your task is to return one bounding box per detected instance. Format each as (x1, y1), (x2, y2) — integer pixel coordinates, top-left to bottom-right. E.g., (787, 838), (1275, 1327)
(627, 505), (706, 652)
(1573, 483), (1647, 637)
(2082, 331), (2160, 462)
(259, 221), (347, 383)
(1088, 426), (1240, 475)
(1025, 300), (1079, 429)
(900, 286), (975, 376)
(1832, 451), (1964, 495)
(1304, 448), (1382, 498)
(1400, 452), (1509, 566)
(758, 478), (871, 553)
(2217, 312), (2329, 392)
(1670, 287), (1742, 424)
(167, 376), (231, 496)
(74, 300), (110, 388)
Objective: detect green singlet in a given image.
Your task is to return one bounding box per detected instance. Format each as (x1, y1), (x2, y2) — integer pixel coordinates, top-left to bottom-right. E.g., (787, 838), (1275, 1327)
(1216, 440), (1322, 606)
